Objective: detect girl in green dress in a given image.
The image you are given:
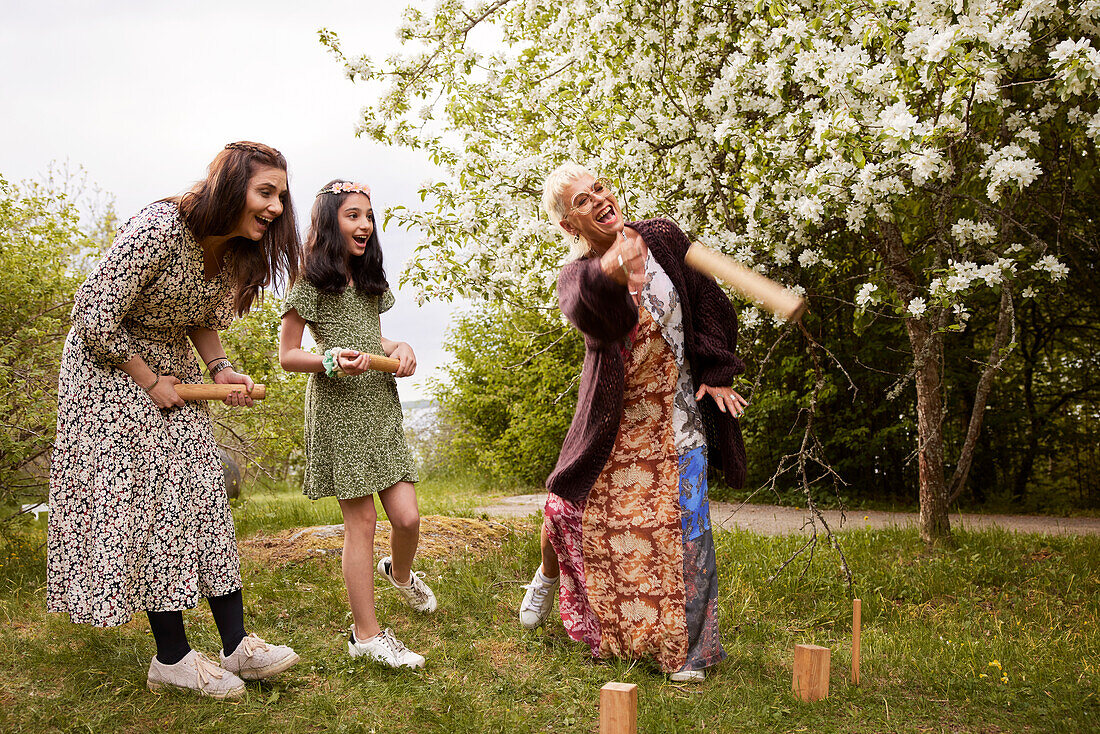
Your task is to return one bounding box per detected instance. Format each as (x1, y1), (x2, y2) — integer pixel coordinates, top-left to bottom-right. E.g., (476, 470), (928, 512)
(279, 180), (436, 669)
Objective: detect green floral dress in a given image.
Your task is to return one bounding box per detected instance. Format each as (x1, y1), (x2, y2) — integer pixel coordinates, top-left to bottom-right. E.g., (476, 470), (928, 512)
(283, 279), (417, 500)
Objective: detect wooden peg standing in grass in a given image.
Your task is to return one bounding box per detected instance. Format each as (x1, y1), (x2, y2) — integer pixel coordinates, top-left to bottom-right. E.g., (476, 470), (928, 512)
(852, 598), (862, 685)
(792, 644), (830, 702)
(599, 682), (638, 734)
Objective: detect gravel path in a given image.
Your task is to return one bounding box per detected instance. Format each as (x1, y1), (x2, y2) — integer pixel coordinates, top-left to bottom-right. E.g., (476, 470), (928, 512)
(477, 494), (1100, 536)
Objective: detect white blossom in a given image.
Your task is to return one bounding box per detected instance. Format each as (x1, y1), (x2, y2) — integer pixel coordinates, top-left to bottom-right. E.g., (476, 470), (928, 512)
(740, 306), (762, 329)
(856, 282), (878, 308)
(798, 248), (821, 267)
(908, 297), (928, 318)
(1033, 255), (1069, 280)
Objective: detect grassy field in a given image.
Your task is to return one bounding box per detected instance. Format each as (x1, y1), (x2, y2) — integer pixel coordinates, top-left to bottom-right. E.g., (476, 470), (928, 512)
(1, 477), (1097, 733)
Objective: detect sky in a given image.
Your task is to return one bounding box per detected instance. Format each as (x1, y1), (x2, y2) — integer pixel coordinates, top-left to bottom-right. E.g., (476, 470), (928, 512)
(0, 0), (454, 400)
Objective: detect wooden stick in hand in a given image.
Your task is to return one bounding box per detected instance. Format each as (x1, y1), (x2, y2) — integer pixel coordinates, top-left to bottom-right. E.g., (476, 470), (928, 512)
(175, 384), (267, 401)
(362, 353), (400, 373)
(685, 243), (807, 321)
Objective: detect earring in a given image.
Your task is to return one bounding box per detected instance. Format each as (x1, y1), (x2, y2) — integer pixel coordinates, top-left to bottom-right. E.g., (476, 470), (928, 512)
(573, 234), (580, 244)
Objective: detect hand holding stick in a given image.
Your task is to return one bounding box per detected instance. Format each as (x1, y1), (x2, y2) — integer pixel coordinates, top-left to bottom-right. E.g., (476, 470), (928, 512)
(338, 352), (400, 375)
(175, 384), (267, 401)
(685, 243), (807, 321)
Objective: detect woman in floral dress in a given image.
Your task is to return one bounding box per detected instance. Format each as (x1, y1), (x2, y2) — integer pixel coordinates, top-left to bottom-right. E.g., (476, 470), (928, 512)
(518, 163), (748, 682)
(48, 142), (302, 699)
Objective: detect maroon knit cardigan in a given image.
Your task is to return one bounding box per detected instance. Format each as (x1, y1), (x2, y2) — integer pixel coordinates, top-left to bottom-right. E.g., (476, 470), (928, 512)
(545, 218), (747, 503)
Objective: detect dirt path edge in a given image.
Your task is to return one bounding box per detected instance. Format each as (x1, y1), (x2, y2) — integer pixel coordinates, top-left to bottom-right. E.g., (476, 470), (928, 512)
(476, 494), (1100, 537)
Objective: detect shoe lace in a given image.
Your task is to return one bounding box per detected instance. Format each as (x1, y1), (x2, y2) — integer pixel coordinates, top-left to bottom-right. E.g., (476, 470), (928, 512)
(407, 572), (430, 599)
(193, 652), (228, 686)
(522, 578), (554, 611)
(237, 633), (270, 658)
(380, 628), (410, 656)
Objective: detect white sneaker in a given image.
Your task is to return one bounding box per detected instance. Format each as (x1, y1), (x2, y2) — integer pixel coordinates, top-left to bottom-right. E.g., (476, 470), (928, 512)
(519, 567), (559, 629)
(348, 626), (426, 669)
(377, 556), (437, 613)
(669, 668), (706, 683)
(147, 650), (246, 699)
(220, 633), (300, 681)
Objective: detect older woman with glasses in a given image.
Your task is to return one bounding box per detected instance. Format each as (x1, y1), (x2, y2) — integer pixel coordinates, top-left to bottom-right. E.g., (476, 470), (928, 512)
(518, 162), (748, 682)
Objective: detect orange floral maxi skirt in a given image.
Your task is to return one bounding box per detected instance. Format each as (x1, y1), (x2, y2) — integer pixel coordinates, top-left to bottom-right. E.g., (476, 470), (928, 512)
(544, 308), (724, 673)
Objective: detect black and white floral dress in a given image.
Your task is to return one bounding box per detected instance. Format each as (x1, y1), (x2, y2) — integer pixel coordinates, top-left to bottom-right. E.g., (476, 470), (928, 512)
(47, 202), (242, 628)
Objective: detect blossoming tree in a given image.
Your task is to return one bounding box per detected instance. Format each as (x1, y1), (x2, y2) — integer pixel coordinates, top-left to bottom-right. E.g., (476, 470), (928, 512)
(323, 0), (1099, 543)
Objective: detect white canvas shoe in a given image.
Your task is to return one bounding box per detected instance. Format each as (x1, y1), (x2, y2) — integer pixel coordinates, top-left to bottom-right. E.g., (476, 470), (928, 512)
(220, 633), (300, 681)
(519, 567), (559, 629)
(348, 626), (426, 669)
(669, 668), (706, 683)
(147, 650), (246, 699)
(377, 556), (438, 613)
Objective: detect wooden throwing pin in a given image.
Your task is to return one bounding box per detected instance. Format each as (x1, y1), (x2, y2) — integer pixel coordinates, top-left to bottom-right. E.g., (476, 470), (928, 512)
(852, 598), (862, 685)
(685, 243), (807, 321)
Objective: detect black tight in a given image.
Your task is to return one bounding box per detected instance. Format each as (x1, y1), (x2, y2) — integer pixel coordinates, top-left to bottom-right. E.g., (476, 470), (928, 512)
(146, 610), (190, 665)
(207, 589), (247, 656)
(146, 589), (247, 664)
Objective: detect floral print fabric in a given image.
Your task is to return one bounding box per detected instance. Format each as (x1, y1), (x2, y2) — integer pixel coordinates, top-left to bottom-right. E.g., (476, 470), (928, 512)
(679, 447), (711, 541)
(581, 306), (688, 671)
(544, 248), (724, 673)
(543, 493), (602, 651)
(639, 251), (706, 453)
(48, 202), (241, 628)
(283, 280), (416, 500)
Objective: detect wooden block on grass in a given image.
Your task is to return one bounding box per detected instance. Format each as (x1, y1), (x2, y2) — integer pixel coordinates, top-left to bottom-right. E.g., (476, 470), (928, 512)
(600, 682), (638, 734)
(792, 644), (830, 701)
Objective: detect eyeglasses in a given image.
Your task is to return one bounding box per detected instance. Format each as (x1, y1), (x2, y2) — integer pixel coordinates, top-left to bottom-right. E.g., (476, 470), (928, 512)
(566, 178), (615, 217)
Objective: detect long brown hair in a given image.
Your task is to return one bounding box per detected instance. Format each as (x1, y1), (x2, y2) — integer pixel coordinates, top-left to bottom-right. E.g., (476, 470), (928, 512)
(302, 180), (388, 296)
(166, 141), (301, 315)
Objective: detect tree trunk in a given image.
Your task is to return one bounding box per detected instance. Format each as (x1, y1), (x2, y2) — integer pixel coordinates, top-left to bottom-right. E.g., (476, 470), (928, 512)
(874, 222), (953, 544)
(906, 317), (952, 544)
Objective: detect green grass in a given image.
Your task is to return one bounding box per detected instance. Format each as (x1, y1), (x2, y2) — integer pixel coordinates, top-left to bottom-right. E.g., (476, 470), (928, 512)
(231, 473), (520, 538)
(1, 482), (1097, 733)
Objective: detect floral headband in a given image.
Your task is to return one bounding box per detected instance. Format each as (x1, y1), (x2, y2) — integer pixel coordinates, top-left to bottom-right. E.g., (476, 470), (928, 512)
(317, 181), (371, 197)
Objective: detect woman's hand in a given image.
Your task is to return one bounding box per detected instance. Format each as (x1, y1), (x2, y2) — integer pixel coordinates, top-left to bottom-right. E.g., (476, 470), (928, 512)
(214, 368), (256, 407)
(387, 342), (417, 377)
(146, 375), (185, 409)
(337, 349), (370, 376)
(599, 231), (646, 294)
(695, 384), (749, 417)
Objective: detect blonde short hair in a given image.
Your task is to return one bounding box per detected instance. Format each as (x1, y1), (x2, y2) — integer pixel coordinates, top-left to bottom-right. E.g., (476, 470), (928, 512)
(542, 161), (595, 259)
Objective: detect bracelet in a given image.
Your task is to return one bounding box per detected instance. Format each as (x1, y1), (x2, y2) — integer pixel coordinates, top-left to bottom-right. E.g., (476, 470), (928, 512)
(204, 354), (228, 367)
(208, 358), (233, 378)
(322, 347), (346, 377)
(143, 374), (160, 393)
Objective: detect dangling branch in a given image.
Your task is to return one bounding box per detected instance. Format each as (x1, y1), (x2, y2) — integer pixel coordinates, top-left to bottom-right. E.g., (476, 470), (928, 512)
(762, 322), (854, 592)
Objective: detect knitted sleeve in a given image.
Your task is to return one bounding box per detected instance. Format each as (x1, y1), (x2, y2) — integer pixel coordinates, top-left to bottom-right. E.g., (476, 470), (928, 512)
(557, 257), (638, 345)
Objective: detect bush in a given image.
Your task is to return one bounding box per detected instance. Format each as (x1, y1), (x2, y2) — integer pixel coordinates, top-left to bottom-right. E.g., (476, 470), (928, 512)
(0, 177), (88, 521)
(431, 304), (584, 486)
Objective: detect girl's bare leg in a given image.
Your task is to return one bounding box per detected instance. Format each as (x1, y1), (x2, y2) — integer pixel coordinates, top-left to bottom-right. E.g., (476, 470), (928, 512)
(376, 481), (420, 584)
(339, 495), (380, 640)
